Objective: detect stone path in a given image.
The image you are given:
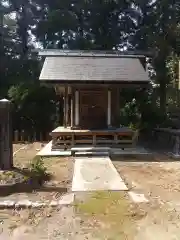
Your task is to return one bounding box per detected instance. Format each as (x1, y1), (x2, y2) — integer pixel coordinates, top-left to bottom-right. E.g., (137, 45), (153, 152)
(72, 156), (128, 191)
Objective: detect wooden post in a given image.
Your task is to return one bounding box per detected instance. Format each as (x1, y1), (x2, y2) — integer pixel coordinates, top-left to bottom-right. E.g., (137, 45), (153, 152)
(173, 135), (180, 156)
(65, 87), (69, 127)
(33, 132), (36, 142)
(14, 130), (19, 142)
(64, 85), (68, 128)
(0, 99), (13, 169)
(28, 135), (31, 143)
(107, 90), (111, 127)
(21, 130), (25, 142)
(75, 90), (79, 127)
(71, 95), (73, 128)
(116, 88), (120, 127)
(40, 132), (43, 142)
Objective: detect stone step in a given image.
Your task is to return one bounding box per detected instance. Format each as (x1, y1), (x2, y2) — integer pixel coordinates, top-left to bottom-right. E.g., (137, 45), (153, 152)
(74, 151), (109, 156)
(71, 146), (111, 152)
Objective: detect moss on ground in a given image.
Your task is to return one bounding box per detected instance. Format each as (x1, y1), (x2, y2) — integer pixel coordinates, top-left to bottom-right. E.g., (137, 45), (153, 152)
(75, 191), (146, 239)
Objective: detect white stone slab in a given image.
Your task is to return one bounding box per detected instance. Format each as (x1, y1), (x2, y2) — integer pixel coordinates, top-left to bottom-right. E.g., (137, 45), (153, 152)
(0, 200), (15, 208)
(128, 191), (149, 203)
(75, 151), (109, 156)
(72, 156), (128, 191)
(58, 193), (74, 205)
(15, 200), (32, 208)
(37, 141), (71, 157)
(71, 147), (111, 151)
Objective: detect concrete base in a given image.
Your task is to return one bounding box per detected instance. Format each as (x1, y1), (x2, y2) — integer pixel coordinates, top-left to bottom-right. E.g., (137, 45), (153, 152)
(37, 141), (150, 157)
(167, 152), (180, 159)
(110, 147), (150, 156)
(37, 141), (71, 157)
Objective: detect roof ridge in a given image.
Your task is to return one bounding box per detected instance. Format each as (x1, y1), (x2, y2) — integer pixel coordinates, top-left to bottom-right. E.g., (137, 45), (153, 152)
(36, 49), (152, 58)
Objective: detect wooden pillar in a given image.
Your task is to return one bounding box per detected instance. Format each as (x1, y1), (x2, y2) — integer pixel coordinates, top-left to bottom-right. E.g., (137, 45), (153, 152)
(116, 88), (120, 127)
(66, 93), (69, 127)
(71, 95), (73, 127)
(107, 90), (111, 127)
(0, 99), (13, 169)
(64, 86), (68, 128)
(75, 90), (79, 127)
(63, 91), (66, 127)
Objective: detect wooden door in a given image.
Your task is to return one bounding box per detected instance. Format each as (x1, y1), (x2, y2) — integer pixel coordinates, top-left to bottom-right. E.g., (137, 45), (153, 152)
(79, 89), (107, 129)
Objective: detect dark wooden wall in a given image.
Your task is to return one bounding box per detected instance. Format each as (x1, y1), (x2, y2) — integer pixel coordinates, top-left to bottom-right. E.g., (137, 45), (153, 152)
(79, 87), (107, 129)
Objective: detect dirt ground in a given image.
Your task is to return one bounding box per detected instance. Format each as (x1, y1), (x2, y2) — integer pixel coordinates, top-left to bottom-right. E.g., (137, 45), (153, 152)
(1, 145), (180, 239)
(4, 143), (74, 202)
(113, 154), (180, 240)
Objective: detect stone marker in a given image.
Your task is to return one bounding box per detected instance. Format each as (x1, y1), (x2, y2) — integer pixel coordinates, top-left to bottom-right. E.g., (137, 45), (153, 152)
(0, 99), (13, 169)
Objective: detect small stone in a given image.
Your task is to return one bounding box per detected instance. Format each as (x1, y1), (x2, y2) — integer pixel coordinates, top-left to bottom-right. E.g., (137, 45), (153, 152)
(31, 202), (46, 208)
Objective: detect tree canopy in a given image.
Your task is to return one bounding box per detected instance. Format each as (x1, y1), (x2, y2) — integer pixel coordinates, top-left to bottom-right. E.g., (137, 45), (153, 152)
(0, 0), (180, 133)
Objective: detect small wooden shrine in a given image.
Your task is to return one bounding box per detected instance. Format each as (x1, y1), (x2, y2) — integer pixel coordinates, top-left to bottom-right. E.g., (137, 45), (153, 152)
(38, 50), (150, 149)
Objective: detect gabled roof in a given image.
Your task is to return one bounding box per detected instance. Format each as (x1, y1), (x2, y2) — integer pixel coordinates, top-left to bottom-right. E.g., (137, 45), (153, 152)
(38, 50), (150, 84)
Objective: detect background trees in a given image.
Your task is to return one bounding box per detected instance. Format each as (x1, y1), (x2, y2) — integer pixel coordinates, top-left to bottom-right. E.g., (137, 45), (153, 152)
(0, 0), (180, 133)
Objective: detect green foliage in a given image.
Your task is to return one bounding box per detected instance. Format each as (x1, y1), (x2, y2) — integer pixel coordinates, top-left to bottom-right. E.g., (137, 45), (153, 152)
(0, 0), (180, 132)
(166, 53), (179, 87)
(30, 156), (48, 180)
(120, 100), (141, 128)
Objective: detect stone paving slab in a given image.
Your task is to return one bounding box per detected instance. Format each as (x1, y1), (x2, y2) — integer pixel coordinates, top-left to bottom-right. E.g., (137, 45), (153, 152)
(72, 156), (128, 191)
(128, 191), (149, 203)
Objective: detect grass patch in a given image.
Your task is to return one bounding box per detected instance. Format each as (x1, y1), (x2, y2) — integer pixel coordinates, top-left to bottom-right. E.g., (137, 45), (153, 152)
(75, 191), (146, 239)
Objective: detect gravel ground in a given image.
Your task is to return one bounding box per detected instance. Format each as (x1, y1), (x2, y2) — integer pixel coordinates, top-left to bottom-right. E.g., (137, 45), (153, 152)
(2, 146), (180, 239)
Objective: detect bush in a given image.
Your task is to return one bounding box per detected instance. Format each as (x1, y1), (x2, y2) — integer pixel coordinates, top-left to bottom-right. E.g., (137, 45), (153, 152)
(29, 157), (49, 184)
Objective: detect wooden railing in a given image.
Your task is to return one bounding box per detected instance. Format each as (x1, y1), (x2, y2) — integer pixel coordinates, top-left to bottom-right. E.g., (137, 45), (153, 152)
(51, 129), (139, 150)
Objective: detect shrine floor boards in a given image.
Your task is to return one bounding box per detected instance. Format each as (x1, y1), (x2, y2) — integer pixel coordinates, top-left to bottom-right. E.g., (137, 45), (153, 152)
(72, 156), (128, 191)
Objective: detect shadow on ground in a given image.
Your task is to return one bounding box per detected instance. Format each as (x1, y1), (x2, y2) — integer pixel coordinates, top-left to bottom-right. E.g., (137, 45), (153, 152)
(111, 153), (180, 162)
(0, 167), (67, 197)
